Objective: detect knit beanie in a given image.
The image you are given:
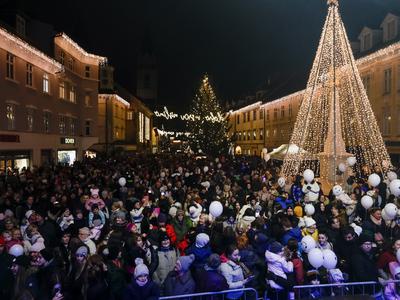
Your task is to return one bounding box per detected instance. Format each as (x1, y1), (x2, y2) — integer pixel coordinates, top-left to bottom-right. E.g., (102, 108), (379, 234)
(158, 213), (168, 224)
(29, 242), (45, 253)
(207, 253), (221, 269)
(304, 217), (316, 227)
(40, 248), (54, 261)
(178, 254), (195, 272)
(358, 233), (374, 245)
(268, 241), (284, 254)
(195, 233), (210, 248)
(76, 245), (88, 257)
(134, 263), (149, 278)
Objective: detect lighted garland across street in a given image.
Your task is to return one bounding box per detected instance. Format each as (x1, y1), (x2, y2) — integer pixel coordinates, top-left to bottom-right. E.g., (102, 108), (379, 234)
(282, 0), (391, 184)
(154, 106), (225, 123)
(157, 129), (191, 138)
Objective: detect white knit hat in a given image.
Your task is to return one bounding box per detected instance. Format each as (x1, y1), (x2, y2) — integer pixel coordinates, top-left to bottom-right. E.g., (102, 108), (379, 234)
(90, 188), (99, 196)
(304, 217), (316, 228)
(195, 233), (210, 248)
(29, 242), (45, 252)
(134, 264), (149, 278)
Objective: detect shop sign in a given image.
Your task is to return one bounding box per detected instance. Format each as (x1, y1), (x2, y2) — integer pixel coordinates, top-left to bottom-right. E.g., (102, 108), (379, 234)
(60, 137), (75, 145)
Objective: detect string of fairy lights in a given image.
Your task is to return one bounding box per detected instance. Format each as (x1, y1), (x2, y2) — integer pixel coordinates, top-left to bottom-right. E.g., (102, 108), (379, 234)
(154, 106), (225, 123)
(282, 0), (392, 181)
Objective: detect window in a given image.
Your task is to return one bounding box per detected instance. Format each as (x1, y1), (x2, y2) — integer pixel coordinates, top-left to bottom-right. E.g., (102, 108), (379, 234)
(253, 110), (257, 120)
(84, 93), (91, 107)
(383, 109), (391, 135)
(243, 112), (246, 123)
(85, 66), (90, 78)
(260, 110), (264, 119)
(60, 51), (65, 65)
(43, 73), (50, 93)
(266, 110), (269, 121)
(387, 20), (396, 41)
(26, 63), (33, 86)
(274, 108), (278, 120)
(145, 116), (150, 141)
(70, 118), (76, 135)
(362, 75), (371, 96)
(139, 112), (144, 143)
(384, 68), (392, 94)
(289, 104), (293, 117)
(85, 120), (91, 136)
(253, 130), (256, 140)
(59, 115), (66, 134)
(27, 108), (34, 131)
(247, 131), (251, 140)
(114, 126), (119, 139)
(127, 111), (133, 120)
(266, 129), (269, 137)
(16, 15), (26, 36)
(59, 82), (65, 99)
(69, 85), (76, 103)
(43, 111), (51, 133)
(67, 58), (74, 71)
(6, 53), (14, 79)
(259, 129), (263, 140)
(363, 33), (372, 51)
(6, 104), (15, 130)
(273, 129), (277, 136)
(281, 105), (285, 119)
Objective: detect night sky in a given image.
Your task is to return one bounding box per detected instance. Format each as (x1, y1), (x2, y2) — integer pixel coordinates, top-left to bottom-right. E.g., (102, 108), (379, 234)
(12, 0), (400, 111)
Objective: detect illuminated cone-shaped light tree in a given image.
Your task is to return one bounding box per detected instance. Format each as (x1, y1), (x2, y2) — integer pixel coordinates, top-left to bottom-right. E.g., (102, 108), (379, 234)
(282, 0), (391, 186)
(187, 74), (229, 156)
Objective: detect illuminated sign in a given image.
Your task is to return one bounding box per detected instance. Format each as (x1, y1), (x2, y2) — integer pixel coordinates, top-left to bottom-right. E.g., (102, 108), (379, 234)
(60, 137), (75, 144)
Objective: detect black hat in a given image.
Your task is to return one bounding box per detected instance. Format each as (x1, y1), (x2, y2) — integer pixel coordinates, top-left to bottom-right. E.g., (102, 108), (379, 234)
(13, 255), (31, 268)
(358, 233), (374, 245)
(40, 249), (54, 262)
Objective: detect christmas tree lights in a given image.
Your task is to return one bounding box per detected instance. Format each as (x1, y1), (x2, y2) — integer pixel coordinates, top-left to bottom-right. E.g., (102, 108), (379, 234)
(282, 0), (391, 183)
(187, 74), (229, 156)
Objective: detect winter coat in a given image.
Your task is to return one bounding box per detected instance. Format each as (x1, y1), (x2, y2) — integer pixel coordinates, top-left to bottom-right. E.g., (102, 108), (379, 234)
(106, 260), (129, 300)
(350, 250), (380, 294)
(164, 270), (196, 296)
(195, 266), (229, 294)
(237, 215), (255, 232)
(291, 185), (303, 202)
(172, 217), (193, 243)
(153, 247), (178, 285)
(281, 227), (302, 245)
(122, 279), (160, 300)
(88, 210), (106, 227)
(265, 250), (294, 289)
(185, 244), (212, 270)
(220, 260), (246, 299)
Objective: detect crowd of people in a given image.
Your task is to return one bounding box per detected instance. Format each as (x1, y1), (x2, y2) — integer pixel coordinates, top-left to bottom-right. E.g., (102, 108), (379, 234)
(0, 153), (400, 300)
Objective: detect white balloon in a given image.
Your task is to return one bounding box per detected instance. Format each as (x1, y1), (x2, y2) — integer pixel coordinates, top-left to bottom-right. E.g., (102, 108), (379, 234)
(368, 173), (381, 187)
(9, 244), (24, 257)
(322, 249), (337, 269)
(347, 157), (357, 167)
(308, 248), (324, 269)
(185, 172), (190, 178)
(303, 169), (314, 183)
(390, 179), (400, 197)
(332, 185), (343, 197)
(388, 171), (398, 182)
(203, 166), (209, 173)
(361, 195), (374, 210)
(338, 163), (346, 173)
(217, 163), (222, 169)
(384, 203), (398, 220)
(209, 201), (223, 218)
(278, 177), (286, 188)
(304, 204), (315, 216)
(382, 209), (392, 222)
(201, 181), (210, 189)
(118, 177), (126, 187)
(301, 235), (317, 253)
(397, 249), (400, 263)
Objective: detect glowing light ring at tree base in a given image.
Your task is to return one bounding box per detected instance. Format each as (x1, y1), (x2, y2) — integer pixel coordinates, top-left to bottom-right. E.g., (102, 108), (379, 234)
(282, 1), (392, 179)
(154, 106), (225, 123)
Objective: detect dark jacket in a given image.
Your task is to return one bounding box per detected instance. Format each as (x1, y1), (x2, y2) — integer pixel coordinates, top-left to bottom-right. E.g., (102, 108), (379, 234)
(122, 279), (160, 300)
(185, 245), (212, 269)
(281, 227), (302, 245)
(195, 266), (229, 293)
(350, 249), (380, 294)
(164, 270), (196, 296)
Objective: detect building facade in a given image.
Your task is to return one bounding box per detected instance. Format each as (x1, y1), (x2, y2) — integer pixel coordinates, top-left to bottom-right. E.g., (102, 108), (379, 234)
(229, 12), (400, 163)
(0, 18), (106, 169)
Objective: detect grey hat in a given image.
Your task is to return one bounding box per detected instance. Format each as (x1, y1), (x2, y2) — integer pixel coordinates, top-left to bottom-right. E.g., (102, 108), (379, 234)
(207, 253), (221, 269)
(178, 254), (195, 272)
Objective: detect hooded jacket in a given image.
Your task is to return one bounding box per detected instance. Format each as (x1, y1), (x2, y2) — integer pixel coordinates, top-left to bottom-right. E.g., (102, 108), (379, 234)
(265, 250), (294, 289)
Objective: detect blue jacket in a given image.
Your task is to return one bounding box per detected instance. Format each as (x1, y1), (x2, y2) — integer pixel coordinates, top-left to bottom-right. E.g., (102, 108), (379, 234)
(281, 227), (302, 245)
(185, 245), (212, 269)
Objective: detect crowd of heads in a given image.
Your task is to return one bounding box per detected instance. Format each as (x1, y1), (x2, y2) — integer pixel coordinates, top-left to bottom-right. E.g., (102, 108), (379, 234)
(0, 153), (400, 300)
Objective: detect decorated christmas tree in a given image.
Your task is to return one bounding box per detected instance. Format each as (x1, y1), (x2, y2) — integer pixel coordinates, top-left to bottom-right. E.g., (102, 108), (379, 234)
(282, 0), (391, 185)
(187, 74), (229, 156)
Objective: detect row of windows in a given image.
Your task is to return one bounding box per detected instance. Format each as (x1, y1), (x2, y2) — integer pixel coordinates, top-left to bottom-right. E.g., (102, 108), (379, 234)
(362, 66), (400, 96)
(236, 127), (292, 141)
(59, 50), (92, 78)
(5, 52), (94, 107)
(236, 104), (293, 124)
(5, 104), (91, 135)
